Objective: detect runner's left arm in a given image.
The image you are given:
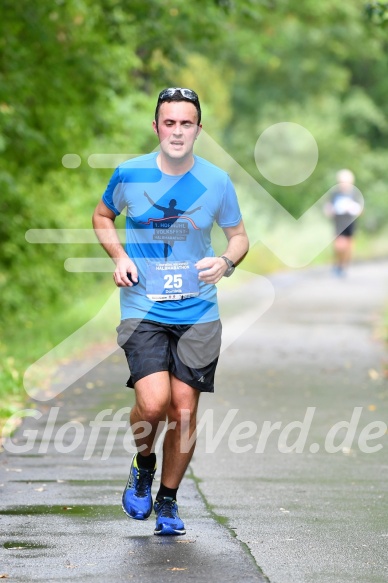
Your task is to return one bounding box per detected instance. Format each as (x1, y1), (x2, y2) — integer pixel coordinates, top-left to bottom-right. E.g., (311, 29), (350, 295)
(196, 220), (249, 284)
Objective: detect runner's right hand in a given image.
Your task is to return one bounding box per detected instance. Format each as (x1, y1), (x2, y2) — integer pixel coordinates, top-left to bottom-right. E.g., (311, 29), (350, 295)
(113, 257), (138, 287)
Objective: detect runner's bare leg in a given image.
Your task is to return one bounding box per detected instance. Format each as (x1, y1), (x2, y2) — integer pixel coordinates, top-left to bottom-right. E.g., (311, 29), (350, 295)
(130, 371), (170, 454)
(161, 375), (200, 488)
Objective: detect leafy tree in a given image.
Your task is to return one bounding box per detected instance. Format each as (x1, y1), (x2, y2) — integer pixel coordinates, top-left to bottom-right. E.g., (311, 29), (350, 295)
(1, 0), (388, 341)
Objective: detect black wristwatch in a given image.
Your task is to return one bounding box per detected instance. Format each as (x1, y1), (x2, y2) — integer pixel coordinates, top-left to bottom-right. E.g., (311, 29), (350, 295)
(220, 255), (235, 277)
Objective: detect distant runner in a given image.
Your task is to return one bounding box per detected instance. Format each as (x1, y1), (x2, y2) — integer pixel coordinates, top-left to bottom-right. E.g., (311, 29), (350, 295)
(325, 169), (362, 276)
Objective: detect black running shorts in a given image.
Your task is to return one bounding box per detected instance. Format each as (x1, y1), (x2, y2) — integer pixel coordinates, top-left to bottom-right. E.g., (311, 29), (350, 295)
(334, 215), (356, 237)
(116, 318), (222, 393)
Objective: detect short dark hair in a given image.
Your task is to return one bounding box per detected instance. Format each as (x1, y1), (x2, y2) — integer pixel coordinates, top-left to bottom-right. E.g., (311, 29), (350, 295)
(155, 88), (201, 127)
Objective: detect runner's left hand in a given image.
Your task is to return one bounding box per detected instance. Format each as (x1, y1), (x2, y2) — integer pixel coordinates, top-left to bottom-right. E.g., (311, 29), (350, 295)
(195, 257), (227, 284)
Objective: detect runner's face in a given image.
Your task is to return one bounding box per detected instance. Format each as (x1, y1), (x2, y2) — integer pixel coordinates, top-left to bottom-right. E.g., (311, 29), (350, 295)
(153, 101), (201, 161)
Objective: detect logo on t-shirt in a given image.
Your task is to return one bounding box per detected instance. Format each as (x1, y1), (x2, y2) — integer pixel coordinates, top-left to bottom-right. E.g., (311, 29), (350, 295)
(139, 191), (202, 259)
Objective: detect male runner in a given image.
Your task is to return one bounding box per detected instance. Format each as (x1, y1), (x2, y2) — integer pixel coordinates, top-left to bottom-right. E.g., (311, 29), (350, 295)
(92, 87), (249, 535)
(325, 169), (362, 276)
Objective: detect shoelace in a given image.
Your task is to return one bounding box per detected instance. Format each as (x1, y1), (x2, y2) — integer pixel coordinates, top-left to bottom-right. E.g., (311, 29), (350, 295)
(157, 498), (177, 518)
(135, 468), (153, 497)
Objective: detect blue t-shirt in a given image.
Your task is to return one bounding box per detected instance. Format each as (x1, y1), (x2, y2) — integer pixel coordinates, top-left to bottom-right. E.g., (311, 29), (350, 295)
(102, 152), (242, 324)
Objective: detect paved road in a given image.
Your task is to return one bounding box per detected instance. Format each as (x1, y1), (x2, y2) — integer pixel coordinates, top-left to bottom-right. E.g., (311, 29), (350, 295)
(1, 261), (388, 582)
(0, 361), (264, 582)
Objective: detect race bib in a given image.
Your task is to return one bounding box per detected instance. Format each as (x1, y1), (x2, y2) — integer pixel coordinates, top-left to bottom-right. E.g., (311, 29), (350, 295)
(146, 261), (199, 301)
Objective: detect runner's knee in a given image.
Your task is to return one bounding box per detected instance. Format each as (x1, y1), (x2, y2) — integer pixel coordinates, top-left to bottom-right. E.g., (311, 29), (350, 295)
(134, 399), (170, 424)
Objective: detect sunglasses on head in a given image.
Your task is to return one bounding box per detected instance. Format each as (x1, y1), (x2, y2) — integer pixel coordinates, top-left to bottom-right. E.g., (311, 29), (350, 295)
(158, 87), (199, 102)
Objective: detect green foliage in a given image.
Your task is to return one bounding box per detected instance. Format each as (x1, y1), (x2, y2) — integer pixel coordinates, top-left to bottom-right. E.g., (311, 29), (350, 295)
(1, 0), (388, 422)
(365, 1), (388, 25)
(0, 357), (24, 420)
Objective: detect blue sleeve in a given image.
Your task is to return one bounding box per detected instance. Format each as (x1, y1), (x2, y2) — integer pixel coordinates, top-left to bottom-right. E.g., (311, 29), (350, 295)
(216, 175), (242, 227)
(102, 167), (125, 216)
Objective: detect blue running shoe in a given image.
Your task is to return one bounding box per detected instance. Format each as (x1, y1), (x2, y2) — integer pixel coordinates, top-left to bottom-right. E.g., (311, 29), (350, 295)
(154, 497), (186, 536)
(122, 454), (155, 520)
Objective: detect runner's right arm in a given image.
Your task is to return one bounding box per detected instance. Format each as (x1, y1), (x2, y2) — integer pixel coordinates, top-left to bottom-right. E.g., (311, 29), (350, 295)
(92, 200), (138, 287)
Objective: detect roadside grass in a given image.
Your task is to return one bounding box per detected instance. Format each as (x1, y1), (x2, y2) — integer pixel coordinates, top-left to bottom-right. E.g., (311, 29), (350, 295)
(0, 278), (114, 436)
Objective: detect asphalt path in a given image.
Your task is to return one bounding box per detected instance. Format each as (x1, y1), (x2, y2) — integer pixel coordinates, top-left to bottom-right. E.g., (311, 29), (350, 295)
(1, 260), (388, 582)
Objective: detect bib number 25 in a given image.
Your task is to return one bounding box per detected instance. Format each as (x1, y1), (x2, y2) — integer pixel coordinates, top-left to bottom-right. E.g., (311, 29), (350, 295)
(164, 273), (183, 289)
(146, 260), (199, 301)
